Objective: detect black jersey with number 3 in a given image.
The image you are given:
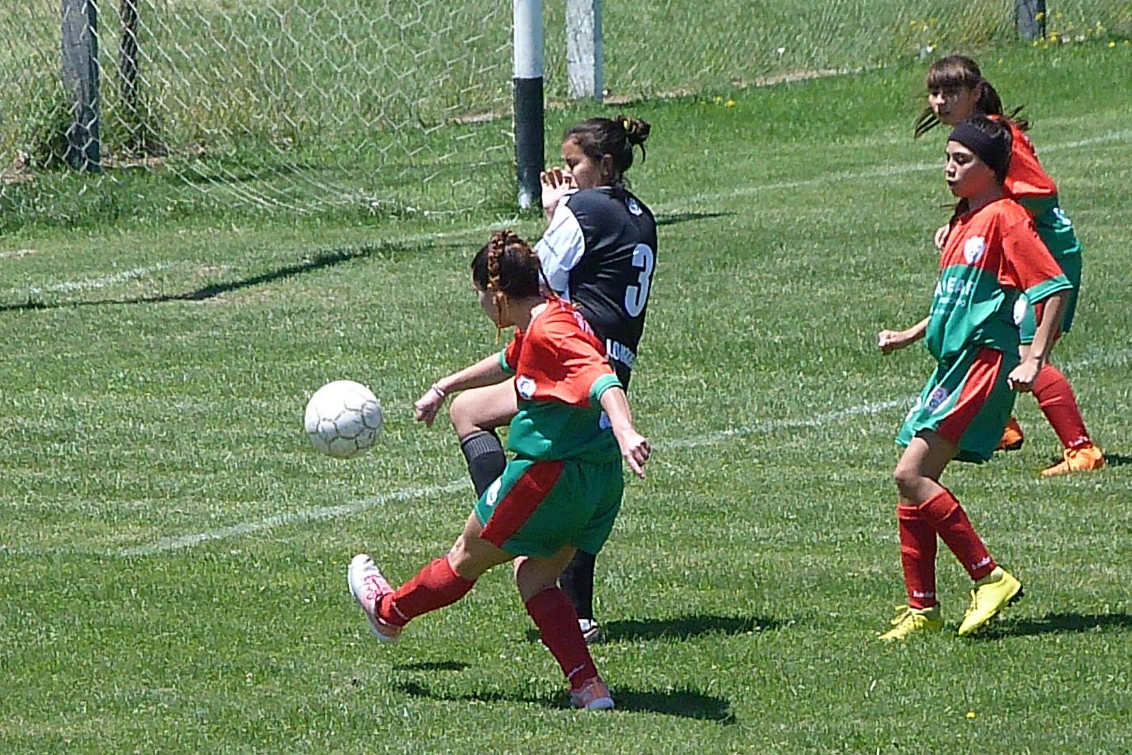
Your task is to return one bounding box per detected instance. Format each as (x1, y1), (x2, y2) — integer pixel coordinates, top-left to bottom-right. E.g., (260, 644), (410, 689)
(535, 186), (658, 388)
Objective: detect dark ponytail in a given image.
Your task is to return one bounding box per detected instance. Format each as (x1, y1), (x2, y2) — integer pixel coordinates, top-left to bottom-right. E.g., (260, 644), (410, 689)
(563, 115), (652, 185)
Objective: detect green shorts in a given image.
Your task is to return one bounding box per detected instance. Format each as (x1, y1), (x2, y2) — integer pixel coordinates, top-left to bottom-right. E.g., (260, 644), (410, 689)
(474, 456), (623, 558)
(897, 346), (1019, 464)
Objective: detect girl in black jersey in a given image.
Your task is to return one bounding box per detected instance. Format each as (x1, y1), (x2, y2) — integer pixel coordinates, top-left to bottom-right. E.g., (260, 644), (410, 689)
(414, 116), (657, 643)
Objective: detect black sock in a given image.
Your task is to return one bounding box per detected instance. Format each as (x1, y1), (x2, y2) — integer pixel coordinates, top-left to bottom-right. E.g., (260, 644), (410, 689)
(560, 550), (597, 621)
(460, 430), (505, 498)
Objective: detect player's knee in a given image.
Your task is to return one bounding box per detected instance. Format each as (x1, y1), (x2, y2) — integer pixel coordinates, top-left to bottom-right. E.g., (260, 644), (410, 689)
(892, 461), (921, 499)
(513, 558), (557, 602)
(449, 391), (482, 438)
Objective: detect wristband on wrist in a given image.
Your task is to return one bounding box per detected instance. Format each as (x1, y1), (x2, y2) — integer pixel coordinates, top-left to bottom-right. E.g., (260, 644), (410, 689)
(430, 383), (446, 398)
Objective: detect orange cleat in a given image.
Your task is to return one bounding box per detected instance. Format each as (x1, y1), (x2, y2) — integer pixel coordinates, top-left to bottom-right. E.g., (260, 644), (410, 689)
(1041, 442), (1106, 477)
(996, 417), (1024, 452)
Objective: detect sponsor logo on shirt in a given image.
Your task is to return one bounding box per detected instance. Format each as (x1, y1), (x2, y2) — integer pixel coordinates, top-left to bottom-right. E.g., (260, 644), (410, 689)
(963, 236), (987, 265)
(598, 411), (612, 430)
(626, 198), (643, 216)
(516, 376), (536, 399)
(605, 338), (637, 369)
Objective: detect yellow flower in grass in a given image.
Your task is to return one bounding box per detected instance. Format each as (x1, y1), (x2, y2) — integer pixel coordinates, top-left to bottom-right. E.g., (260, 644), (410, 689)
(724, 99), (736, 108)
(1110, 41), (1117, 48)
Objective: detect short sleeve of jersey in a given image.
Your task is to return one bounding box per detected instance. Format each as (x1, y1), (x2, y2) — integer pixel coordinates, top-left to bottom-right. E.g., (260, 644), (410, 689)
(519, 306), (619, 407)
(1001, 217), (1071, 305)
(535, 197), (586, 299)
(501, 332), (523, 374)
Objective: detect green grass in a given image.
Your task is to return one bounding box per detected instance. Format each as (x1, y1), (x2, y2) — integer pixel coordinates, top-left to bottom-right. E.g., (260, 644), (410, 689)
(4, 0), (1131, 227)
(2, 44), (1132, 753)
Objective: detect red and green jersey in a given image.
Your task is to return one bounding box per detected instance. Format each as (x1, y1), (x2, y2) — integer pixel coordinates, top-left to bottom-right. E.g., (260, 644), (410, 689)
(927, 197), (1071, 362)
(499, 299), (622, 462)
(1000, 119), (1056, 200)
(996, 117), (1081, 261)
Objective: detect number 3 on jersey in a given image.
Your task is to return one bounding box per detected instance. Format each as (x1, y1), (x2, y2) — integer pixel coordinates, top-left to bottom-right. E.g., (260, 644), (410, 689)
(624, 243), (655, 317)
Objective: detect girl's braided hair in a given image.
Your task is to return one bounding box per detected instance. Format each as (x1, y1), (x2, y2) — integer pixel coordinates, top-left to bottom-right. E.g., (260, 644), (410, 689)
(471, 230), (545, 319)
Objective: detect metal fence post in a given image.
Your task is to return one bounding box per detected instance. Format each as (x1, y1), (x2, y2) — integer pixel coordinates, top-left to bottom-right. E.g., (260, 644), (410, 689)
(513, 0), (544, 210)
(1017, 0), (1047, 40)
(61, 0), (101, 172)
(567, 0), (603, 102)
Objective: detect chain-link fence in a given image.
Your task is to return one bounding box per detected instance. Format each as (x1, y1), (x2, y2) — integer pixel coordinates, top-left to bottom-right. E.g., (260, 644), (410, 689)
(2, 0), (1129, 229)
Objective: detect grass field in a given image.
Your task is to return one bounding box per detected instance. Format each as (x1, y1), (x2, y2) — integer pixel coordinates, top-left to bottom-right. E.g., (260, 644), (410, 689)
(2, 43), (1132, 753)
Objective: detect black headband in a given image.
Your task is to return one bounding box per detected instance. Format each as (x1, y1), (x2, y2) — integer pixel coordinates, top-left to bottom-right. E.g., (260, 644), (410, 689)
(948, 121), (1009, 180)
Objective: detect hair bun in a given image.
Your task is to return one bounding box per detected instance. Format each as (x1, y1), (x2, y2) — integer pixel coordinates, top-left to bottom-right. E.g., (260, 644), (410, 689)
(617, 115), (651, 146)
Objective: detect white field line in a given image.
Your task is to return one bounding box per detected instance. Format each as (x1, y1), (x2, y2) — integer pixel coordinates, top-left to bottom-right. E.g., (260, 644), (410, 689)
(114, 345), (1132, 558)
(116, 480), (468, 557)
(663, 129), (1132, 212)
(4, 264), (172, 298)
(8, 128), (1129, 303)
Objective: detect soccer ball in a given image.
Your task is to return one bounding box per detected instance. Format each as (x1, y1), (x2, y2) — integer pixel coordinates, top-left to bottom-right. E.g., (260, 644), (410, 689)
(304, 380), (383, 459)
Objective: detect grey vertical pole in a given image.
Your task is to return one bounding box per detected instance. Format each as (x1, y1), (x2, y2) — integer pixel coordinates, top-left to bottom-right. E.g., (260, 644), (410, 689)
(1017, 0), (1047, 40)
(567, 0), (603, 102)
(61, 0), (101, 172)
(120, 0), (141, 150)
(513, 0), (544, 210)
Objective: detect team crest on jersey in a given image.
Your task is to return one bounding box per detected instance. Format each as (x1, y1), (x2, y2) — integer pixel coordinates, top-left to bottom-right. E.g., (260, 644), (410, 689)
(516, 376), (536, 399)
(926, 386), (951, 413)
(626, 197), (643, 216)
(963, 236), (987, 265)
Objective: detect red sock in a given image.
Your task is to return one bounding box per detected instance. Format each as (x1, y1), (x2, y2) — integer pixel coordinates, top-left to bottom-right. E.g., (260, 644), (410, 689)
(920, 488), (996, 582)
(378, 557), (475, 627)
(1033, 364), (1091, 449)
(525, 587), (598, 690)
(898, 504), (938, 609)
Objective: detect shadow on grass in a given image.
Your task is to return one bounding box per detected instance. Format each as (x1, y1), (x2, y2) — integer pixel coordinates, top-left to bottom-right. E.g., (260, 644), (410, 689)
(655, 210), (733, 227)
(981, 611), (1132, 639)
(393, 660), (470, 672)
(525, 614), (783, 644)
(1100, 453), (1132, 468)
(394, 680), (736, 721)
(0, 239), (465, 312)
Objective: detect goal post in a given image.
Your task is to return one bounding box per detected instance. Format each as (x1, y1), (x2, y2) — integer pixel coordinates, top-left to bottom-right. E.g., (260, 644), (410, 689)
(513, 0), (545, 210)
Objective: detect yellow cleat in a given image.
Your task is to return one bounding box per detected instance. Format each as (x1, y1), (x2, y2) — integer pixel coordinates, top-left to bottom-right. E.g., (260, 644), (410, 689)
(1041, 443), (1105, 477)
(996, 416), (1024, 451)
(957, 568), (1023, 636)
(879, 604), (942, 641)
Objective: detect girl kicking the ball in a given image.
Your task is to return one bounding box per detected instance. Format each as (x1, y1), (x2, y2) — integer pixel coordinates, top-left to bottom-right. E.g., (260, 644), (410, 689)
(876, 114), (1070, 640)
(349, 230), (649, 710)
(914, 55), (1103, 477)
(417, 116), (657, 643)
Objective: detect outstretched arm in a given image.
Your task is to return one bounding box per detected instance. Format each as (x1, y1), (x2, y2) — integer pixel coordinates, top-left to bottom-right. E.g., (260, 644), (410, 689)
(414, 354), (509, 426)
(878, 317), (929, 355)
(599, 386), (650, 479)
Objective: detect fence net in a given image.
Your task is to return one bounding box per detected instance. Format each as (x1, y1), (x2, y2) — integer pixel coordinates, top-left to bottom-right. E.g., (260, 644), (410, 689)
(1, 0), (1129, 229)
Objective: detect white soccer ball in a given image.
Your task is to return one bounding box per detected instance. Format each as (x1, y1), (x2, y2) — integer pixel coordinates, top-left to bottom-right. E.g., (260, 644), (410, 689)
(304, 380), (383, 459)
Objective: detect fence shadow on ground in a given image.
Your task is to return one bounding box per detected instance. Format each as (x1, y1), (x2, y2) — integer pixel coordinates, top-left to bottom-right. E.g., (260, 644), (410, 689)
(978, 611), (1132, 640)
(0, 239), (465, 312)
(655, 210), (732, 228)
(393, 679), (736, 721)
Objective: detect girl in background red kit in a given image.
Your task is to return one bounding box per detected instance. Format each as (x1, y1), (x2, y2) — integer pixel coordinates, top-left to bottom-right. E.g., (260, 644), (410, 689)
(915, 55), (1103, 477)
